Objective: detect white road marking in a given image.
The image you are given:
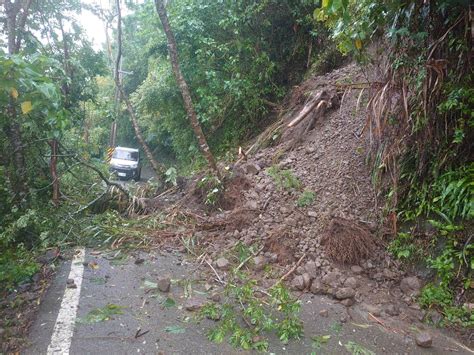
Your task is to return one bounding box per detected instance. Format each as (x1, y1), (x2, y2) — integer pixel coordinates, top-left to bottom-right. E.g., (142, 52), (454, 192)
(47, 247), (85, 355)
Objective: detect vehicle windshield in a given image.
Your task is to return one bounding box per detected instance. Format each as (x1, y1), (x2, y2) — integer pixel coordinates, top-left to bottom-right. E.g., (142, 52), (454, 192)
(112, 149), (139, 161)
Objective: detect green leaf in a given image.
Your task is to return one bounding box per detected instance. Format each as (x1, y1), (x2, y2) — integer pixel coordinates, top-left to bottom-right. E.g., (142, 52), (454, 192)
(164, 325), (185, 334)
(143, 280), (158, 289)
(162, 297), (176, 308)
(78, 304), (124, 324)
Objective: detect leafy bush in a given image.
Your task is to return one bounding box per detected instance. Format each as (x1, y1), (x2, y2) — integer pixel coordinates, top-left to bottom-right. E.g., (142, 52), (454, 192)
(388, 232), (420, 260)
(197, 174), (223, 206)
(0, 248), (39, 291)
(432, 164), (474, 221)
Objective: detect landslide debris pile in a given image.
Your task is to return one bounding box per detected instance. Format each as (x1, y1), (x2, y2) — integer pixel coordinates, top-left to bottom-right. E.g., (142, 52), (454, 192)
(149, 64), (428, 319)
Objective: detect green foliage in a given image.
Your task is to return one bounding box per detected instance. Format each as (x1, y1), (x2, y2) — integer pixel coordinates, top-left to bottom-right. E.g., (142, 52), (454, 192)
(165, 167), (178, 186)
(359, 5), (474, 327)
(311, 334), (331, 351)
(0, 248), (40, 291)
(314, 0), (389, 55)
(197, 174), (223, 206)
(203, 267), (303, 351)
(164, 325), (186, 334)
(432, 164), (474, 221)
(391, 219), (473, 327)
(201, 302), (221, 321)
(419, 284), (474, 327)
(344, 341), (375, 355)
(78, 304), (125, 324)
(297, 189), (315, 207)
(125, 0), (334, 166)
(388, 232), (420, 260)
(233, 242), (259, 263)
(267, 166), (301, 190)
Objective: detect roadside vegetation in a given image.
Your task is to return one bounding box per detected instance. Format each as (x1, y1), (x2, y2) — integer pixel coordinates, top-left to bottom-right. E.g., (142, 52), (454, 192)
(316, 0), (473, 327)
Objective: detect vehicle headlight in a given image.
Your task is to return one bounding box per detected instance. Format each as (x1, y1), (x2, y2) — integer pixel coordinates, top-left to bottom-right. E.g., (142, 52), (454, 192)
(131, 163), (138, 169)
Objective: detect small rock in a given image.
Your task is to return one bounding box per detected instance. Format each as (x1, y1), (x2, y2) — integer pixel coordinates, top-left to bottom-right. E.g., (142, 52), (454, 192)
(425, 309), (443, 325)
(385, 304), (400, 316)
(269, 253), (278, 263)
(307, 211), (318, 218)
(383, 268), (397, 280)
(322, 272), (340, 286)
(245, 200), (258, 209)
(210, 292), (221, 303)
(38, 249), (58, 265)
(216, 257), (230, 270)
(364, 304), (382, 317)
(344, 277), (359, 289)
(302, 273), (311, 288)
(32, 273), (41, 284)
(310, 280), (324, 295)
(252, 256), (266, 271)
(341, 298), (355, 307)
(244, 163), (261, 175)
(351, 265), (363, 274)
(415, 332), (432, 348)
(335, 287), (355, 300)
(319, 309), (329, 317)
(157, 277), (171, 292)
(304, 260), (318, 277)
(400, 276), (421, 296)
(184, 297), (206, 311)
(372, 272), (384, 281)
(66, 282), (77, 289)
(296, 266), (305, 275)
(291, 275), (305, 291)
(66, 278), (75, 285)
(134, 258), (145, 265)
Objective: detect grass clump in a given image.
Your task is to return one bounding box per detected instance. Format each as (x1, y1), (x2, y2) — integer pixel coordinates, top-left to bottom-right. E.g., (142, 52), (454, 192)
(267, 166), (301, 190)
(296, 190), (315, 207)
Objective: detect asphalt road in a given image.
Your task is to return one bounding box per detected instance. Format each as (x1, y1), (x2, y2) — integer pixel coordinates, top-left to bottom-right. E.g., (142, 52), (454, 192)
(25, 249), (471, 354)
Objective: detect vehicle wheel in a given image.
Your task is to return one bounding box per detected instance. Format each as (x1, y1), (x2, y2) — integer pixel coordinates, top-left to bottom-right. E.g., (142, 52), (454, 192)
(134, 169), (141, 182)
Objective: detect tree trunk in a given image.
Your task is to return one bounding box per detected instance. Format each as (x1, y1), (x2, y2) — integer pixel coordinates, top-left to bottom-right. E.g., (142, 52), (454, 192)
(4, 0), (32, 200)
(114, 0), (164, 177)
(49, 139), (60, 205)
(154, 0), (219, 176)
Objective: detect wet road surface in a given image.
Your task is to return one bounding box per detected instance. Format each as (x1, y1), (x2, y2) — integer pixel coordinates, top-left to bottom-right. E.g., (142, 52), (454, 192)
(26, 249), (471, 354)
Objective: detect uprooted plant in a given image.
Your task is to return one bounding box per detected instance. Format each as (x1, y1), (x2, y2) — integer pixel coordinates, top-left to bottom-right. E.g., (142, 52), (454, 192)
(196, 173), (224, 207)
(201, 274), (303, 351)
(200, 244), (303, 351)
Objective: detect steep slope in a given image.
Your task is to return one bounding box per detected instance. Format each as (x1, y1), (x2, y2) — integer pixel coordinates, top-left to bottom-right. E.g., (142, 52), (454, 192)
(174, 63), (430, 328)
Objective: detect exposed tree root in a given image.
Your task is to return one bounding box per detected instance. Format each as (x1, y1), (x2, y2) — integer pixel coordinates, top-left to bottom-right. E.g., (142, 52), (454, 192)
(321, 217), (378, 264)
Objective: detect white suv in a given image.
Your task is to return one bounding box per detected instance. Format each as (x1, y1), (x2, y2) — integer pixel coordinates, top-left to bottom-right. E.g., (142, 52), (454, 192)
(109, 146), (141, 181)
